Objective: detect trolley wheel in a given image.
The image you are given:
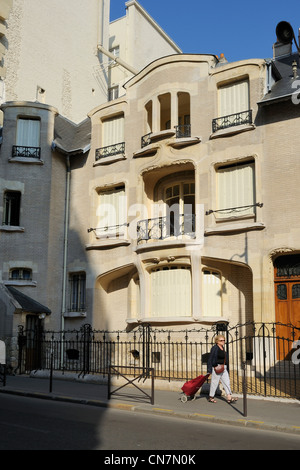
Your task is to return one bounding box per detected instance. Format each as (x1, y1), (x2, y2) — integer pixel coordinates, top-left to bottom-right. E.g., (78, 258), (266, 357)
(180, 394), (188, 403)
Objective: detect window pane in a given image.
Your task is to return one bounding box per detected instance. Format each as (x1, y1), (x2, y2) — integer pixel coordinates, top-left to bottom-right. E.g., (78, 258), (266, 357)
(277, 284), (287, 300)
(3, 191), (21, 226)
(16, 118), (40, 147)
(292, 284), (300, 299)
(217, 161), (255, 217)
(202, 270), (222, 317)
(151, 267), (191, 317)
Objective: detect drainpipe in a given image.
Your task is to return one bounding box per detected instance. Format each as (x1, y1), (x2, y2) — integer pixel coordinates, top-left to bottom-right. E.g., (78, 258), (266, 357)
(60, 155), (71, 364)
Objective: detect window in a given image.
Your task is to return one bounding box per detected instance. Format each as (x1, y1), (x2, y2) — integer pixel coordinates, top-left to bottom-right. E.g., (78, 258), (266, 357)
(9, 268), (32, 281)
(69, 273), (86, 312)
(216, 160), (255, 218)
(3, 191), (21, 226)
(164, 182), (195, 237)
(96, 185), (126, 237)
(13, 118), (41, 158)
(109, 46), (120, 63)
(219, 79), (249, 118)
(108, 86), (119, 101)
(202, 270), (222, 317)
(96, 114), (125, 160)
(151, 266), (192, 318)
(213, 79), (251, 132)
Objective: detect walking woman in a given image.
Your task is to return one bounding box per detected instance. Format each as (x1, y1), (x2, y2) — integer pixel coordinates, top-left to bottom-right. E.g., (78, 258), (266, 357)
(207, 334), (237, 404)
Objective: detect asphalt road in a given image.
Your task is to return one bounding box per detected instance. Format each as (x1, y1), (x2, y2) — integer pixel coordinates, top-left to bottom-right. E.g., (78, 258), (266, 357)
(1, 394), (300, 451)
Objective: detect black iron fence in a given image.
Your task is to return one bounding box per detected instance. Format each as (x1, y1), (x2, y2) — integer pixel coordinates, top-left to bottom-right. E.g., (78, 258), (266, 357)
(17, 322), (300, 398)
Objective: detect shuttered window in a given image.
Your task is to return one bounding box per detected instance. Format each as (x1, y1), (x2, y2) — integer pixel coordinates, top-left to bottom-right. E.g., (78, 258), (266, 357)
(102, 115), (124, 147)
(217, 160), (255, 218)
(202, 270), (222, 317)
(151, 266), (192, 318)
(16, 118), (40, 147)
(219, 79), (249, 117)
(96, 186), (126, 237)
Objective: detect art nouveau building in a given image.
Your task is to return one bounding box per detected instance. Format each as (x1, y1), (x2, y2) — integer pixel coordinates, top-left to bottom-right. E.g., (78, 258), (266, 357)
(69, 37), (300, 341)
(1, 2), (300, 368)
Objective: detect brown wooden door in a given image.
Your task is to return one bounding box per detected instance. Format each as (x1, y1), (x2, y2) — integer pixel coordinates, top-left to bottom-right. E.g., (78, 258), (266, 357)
(275, 281), (300, 360)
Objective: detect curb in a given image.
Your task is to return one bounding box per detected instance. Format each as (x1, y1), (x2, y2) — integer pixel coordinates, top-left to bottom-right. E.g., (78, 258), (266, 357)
(1, 387), (299, 436)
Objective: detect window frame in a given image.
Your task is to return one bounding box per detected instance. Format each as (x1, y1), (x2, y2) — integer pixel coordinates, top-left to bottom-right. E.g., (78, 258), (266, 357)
(3, 190), (21, 227)
(202, 269), (222, 318)
(215, 159), (256, 220)
(150, 265), (192, 318)
(68, 272), (86, 313)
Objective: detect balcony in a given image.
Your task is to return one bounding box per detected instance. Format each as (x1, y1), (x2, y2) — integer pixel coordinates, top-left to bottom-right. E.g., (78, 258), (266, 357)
(95, 142), (125, 161)
(137, 214), (195, 244)
(174, 124), (191, 138)
(12, 145), (41, 159)
(212, 110), (252, 133)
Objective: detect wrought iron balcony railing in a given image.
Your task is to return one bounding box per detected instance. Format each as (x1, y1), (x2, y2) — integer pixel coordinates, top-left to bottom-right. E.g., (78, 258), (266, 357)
(174, 124), (191, 138)
(141, 124), (192, 148)
(137, 214), (195, 243)
(12, 145), (41, 159)
(212, 109), (252, 133)
(141, 132), (152, 148)
(95, 142), (125, 161)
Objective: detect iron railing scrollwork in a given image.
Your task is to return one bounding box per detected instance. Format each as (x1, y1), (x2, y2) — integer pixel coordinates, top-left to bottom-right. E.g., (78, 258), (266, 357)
(137, 213), (195, 243)
(212, 109), (252, 133)
(16, 321), (300, 399)
(95, 142), (125, 161)
(12, 145), (41, 159)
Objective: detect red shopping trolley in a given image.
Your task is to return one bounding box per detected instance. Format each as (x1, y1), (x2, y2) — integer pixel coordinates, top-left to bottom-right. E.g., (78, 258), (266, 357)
(180, 373), (210, 402)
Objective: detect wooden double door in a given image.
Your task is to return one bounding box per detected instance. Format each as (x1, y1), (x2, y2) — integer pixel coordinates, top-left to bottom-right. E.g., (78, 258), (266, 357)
(275, 261), (300, 360)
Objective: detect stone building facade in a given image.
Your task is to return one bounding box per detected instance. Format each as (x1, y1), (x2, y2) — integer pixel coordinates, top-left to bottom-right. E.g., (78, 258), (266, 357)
(0, 4), (300, 369)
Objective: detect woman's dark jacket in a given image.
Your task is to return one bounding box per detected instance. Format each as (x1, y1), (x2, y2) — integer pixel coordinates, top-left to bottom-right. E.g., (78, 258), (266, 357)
(207, 344), (229, 374)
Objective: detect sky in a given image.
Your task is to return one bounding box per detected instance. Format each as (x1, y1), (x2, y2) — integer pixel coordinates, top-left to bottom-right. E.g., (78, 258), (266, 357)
(110, 0), (300, 63)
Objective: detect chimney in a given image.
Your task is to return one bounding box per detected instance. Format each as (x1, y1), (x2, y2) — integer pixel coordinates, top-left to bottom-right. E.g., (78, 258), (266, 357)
(273, 41), (292, 59)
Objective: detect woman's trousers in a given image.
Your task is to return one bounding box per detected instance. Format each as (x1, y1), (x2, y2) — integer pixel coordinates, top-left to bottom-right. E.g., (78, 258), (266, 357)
(209, 365), (232, 397)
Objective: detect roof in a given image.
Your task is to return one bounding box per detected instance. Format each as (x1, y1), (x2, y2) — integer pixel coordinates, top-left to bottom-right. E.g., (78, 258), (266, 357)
(259, 52), (300, 106)
(6, 286), (51, 315)
(52, 115), (91, 155)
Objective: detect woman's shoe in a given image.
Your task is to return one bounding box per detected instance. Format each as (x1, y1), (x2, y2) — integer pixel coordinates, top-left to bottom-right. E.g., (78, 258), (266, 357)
(208, 397), (216, 403)
(227, 397), (238, 404)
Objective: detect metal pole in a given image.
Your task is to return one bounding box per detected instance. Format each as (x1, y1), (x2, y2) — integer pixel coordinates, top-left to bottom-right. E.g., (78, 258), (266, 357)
(242, 361), (247, 417)
(49, 351), (53, 393)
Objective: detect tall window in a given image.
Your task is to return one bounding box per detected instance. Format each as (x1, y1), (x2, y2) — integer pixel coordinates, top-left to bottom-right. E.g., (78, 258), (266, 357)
(164, 182), (195, 236)
(69, 273), (86, 312)
(216, 160), (255, 218)
(3, 191), (21, 226)
(96, 185), (126, 237)
(151, 266), (192, 317)
(14, 118), (41, 158)
(219, 79), (249, 118)
(96, 114), (125, 160)
(17, 117), (40, 145)
(202, 270), (222, 317)
(213, 79), (251, 132)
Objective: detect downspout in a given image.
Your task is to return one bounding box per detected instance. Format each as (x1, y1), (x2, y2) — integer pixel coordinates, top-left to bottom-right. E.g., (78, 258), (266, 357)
(61, 155), (71, 364)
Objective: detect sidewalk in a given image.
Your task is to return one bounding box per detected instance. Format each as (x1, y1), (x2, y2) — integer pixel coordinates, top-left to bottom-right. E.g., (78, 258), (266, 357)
(0, 372), (299, 436)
